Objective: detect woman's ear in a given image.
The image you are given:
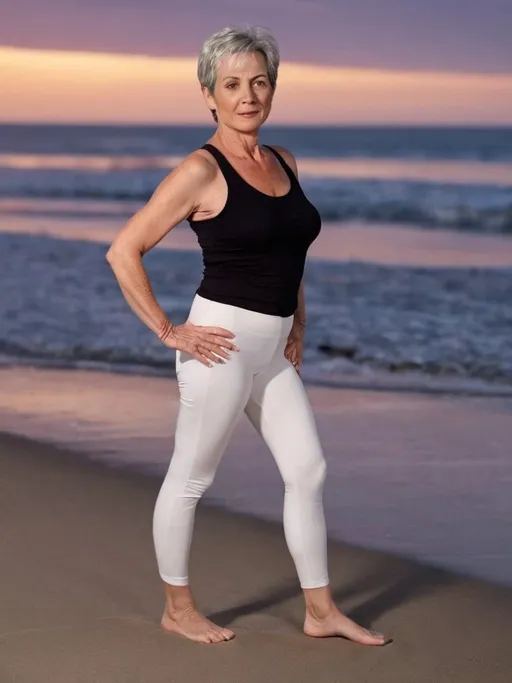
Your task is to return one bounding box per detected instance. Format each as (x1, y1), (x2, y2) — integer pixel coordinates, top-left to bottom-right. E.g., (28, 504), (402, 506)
(201, 85), (214, 106)
(201, 86), (217, 122)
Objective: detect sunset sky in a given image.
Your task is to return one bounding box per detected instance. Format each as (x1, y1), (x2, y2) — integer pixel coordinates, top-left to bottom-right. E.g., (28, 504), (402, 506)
(1, 0), (511, 124)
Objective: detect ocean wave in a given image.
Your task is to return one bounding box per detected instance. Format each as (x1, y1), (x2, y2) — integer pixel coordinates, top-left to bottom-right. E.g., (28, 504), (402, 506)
(2, 154), (512, 185)
(2, 124), (512, 162)
(1, 335), (510, 386)
(0, 232), (511, 386)
(1, 167), (511, 233)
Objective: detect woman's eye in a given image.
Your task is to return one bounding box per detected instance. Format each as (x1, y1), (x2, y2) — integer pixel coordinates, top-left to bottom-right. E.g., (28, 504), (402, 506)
(226, 81), (266, 89)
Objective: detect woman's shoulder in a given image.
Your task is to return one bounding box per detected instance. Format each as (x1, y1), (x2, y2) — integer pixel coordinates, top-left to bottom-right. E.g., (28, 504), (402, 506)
(153, 149), (217, 206)
(266, 145), (299, 179)
(183, 147), (219, 176)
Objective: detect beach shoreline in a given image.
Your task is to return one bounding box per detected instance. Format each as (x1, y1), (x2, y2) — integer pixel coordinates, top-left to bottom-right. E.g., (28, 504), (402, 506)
(1, 364), (511, 589)
(2, 354), (512, 397)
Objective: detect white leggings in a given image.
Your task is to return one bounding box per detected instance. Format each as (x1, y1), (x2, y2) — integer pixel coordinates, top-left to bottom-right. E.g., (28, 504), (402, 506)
(152, 294), (329, 589)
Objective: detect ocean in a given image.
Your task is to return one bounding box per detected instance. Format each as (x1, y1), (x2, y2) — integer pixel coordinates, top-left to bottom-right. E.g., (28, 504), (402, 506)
(1, 124), (512, 389)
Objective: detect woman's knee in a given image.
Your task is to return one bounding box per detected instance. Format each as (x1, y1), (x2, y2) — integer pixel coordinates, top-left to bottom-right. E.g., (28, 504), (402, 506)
(160, 458), (216, 504)
(182, 472), (215, 499)
(284, 451), (327, 494)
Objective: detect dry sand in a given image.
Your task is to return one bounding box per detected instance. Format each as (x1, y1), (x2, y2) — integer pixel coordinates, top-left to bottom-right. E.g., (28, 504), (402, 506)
(1, 431), (512, 682)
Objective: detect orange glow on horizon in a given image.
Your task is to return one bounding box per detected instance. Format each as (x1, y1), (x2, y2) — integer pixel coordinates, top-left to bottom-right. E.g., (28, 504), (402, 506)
(1, 46), (511, 124)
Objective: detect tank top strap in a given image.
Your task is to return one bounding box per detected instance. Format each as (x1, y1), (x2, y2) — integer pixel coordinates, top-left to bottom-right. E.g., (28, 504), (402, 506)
(263, 145), (296, 183)
(201, 143), (243, 185)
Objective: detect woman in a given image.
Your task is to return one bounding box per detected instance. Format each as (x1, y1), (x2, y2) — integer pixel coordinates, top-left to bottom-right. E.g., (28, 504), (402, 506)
(106, 25), (391, 647)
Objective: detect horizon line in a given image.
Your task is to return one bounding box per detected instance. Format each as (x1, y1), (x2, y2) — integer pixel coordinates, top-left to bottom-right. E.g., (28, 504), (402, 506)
(2, 121), (512, 129)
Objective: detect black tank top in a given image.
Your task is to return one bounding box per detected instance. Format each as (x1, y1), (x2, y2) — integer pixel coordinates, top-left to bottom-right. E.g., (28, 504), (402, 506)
(187, 143), (321, 317)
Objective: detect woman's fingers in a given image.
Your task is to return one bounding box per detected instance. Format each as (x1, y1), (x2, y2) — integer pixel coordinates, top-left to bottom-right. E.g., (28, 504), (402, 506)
(287, 355), (300, 373)
(198, 336), (233, 357)
(201, 332), (238, 353)
(197, 341), (230, 362)
(204, 342), (232, 360)
(285, 341), (301, 373)
(201, 325), (237, 340)
(193, 347), (219, 367)
(189, 340), (230, 366)
(291, 351), (301, 373)
(195, 353), (213, 367)
(176, 323), (239, 366)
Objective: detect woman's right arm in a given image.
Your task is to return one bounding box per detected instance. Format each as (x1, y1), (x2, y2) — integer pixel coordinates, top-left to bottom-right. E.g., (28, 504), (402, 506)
(105, 153), (238, 367)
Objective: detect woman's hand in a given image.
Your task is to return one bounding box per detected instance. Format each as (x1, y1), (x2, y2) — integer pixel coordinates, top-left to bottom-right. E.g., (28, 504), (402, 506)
(284, 319), (305, 374)
(160, 321), (239, 368)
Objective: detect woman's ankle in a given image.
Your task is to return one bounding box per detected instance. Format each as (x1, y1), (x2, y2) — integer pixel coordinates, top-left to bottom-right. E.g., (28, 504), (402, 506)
(163, 582), (196, 617)
(303, 584), (335, 620)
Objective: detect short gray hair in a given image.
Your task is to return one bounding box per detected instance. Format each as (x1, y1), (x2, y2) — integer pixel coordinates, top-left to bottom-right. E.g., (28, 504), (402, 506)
(197, 25), (280, 122)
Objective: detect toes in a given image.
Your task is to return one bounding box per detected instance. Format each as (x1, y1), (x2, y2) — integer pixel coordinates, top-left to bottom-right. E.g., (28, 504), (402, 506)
(208, 629), (225, 644)
(162, 613), (234, 645)
(362, 628), (391, 645)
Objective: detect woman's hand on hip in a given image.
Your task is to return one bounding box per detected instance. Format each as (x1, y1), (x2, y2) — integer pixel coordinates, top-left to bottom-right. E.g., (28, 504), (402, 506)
(159, 321), (239, 367)
(285, 320), (304, 374)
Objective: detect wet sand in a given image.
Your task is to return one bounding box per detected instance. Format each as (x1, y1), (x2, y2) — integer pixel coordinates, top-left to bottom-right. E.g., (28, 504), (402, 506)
(2, 430), (512, 682)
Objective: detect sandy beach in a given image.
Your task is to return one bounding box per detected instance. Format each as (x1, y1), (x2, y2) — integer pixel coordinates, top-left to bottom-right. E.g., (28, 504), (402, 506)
(2, 429), (512, 682)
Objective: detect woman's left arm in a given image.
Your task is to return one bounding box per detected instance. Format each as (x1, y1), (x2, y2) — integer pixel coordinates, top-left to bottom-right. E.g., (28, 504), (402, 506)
(295, 277), (307, 328)
(284, 280), (306, 373)
(271, 145), (307, 373)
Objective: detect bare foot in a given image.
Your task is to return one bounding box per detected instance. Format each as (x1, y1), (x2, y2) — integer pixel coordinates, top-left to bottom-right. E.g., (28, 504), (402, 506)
(304, 605), (392, 646)
(161, 607), (235, 644)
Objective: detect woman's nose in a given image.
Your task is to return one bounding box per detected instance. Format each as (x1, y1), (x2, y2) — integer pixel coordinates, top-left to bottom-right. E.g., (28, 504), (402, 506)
(240, 84), (256, 102)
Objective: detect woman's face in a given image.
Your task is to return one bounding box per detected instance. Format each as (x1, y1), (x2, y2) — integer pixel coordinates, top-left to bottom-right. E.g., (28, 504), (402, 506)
(203, 50), (274, 130)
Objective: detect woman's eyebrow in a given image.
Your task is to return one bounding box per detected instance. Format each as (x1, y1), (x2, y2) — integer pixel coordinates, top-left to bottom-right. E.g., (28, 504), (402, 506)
(222, 73), (268, 81)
